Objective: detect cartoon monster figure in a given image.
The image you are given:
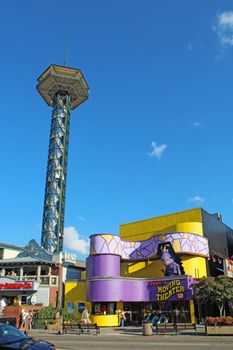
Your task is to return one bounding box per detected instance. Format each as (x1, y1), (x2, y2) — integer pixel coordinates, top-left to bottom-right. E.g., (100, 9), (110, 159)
(158, 243), (185, 277)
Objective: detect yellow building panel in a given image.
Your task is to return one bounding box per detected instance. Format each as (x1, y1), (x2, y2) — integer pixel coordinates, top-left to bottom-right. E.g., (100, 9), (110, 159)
(81, 271), (86, 279)
(121, 260), (165, 278)
(181, 256), (207, 278)
(65, 281), (86, 302)
(90, 314), (119, 327)
(120, 208), (202, 240)
(121, 254), (207, 279)
(176, 222), (203, 235)
(190, 300), (195, 324)
(127, 261), (146, 274)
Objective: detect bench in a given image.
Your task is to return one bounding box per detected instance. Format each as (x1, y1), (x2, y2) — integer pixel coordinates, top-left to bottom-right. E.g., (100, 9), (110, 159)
(78, 323), (100, 335)
(63, 322), (100, 335)
(175, 323), (197, 335)
(155, 323), (176, 335)
(155, 323), (197, 335)
(63, 323), (80, 334)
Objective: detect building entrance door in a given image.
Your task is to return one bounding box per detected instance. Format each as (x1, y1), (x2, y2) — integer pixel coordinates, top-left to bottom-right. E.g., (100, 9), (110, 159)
(123, 302), (144, 325)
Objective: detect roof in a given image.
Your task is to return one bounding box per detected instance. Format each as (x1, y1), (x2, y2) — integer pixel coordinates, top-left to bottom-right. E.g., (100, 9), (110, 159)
(75, 260), (86, 268)
(0, 256), (55, 266)
(62, 259), (86, 269)
(0, 242), (23, 251)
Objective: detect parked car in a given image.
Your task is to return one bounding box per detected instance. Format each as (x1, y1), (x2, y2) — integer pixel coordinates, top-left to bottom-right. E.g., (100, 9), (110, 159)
(0, 323), (55, 349)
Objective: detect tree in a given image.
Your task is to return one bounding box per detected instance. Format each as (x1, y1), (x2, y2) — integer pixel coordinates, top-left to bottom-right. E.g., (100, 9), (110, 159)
(193, 276), (233, 317)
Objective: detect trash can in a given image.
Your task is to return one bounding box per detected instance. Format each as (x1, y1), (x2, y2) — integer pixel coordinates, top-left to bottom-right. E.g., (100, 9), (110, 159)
(142, 321), (153, 336)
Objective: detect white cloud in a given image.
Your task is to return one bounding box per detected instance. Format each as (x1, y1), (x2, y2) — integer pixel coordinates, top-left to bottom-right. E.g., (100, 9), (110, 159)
(188, 43), (193, 51)
(188, 196), (206, 203)
(148, 141), (167, 160)
(214, 11), (233, 47)
(64, 226), (89, 255)
(219, 11), (233, 28)
(78, 216), (86, 222)
(191, 121), (203, 128)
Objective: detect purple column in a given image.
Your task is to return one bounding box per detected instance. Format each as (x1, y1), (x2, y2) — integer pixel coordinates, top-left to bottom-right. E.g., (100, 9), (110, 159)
(86, 254), (120, 278)
(86, 277), (194, 302)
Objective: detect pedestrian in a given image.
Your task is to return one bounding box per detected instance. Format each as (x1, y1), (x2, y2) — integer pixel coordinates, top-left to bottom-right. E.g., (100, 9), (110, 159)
(151, 312), (159, 325)
(158, 313), (166, 324)
(28, 310), (33, 330)
(120, 312), (126, 327)
(81, 308), (91, 324)
(173, 307), (180, 324)
(20, 309), (29, 331)
(0, 296), (7, 315)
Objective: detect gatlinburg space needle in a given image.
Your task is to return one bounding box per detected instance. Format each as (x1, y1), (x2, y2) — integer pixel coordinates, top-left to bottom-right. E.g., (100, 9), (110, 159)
(36, 62), (89, 254)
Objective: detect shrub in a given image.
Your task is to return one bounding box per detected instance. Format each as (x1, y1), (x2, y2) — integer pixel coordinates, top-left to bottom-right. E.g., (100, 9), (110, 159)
(32, 306), (81, 328)
(205, 316), (233, 326)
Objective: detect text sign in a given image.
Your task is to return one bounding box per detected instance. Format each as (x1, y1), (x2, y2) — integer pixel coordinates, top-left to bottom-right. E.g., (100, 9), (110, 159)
(148, 278), (193, 301)
(0, 282), (32, 290)
(224, 259), (233, 278)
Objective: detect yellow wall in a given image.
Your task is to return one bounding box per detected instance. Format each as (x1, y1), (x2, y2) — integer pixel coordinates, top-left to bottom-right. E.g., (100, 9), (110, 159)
(120, 208), (203, 240)
(121, 256), (207, 278)
(121, 260), (165, 278)
(65, 281), (91, 313)
(65, 281), (86, 301)
(182, 256), (207, 278)
(90, 314), (119, 327)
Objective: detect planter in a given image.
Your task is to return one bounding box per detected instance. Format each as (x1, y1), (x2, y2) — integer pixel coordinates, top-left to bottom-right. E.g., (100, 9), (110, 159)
(205, 325), (233, 336)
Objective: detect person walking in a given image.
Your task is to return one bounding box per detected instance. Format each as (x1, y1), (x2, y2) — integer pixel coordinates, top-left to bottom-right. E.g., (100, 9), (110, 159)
(81, 308), (91, 324)
(20, 309), (29, 332)
(120, 312), (126, 327)
(27, 310), (33, 330)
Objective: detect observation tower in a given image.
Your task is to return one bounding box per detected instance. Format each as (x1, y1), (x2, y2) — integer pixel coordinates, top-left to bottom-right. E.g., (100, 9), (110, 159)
(37, 64), (89, 254)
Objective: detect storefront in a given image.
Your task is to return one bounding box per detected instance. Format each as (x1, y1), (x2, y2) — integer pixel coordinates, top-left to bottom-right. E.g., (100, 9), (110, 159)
(0, 276), (38, 314)
(87, 276), (195, 326)
(0, 277), (38, 304)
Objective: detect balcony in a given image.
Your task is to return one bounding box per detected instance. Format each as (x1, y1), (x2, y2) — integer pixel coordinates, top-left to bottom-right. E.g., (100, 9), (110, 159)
(19, 275), (58, 286)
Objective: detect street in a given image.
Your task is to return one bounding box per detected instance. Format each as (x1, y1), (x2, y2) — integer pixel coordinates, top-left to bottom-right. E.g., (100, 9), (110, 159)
(31, 330), (233, 350)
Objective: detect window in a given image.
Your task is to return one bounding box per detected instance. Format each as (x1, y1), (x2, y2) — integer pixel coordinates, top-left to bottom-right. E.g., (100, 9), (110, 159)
(67, 302), (75, 314)
(92, 302), (116, 315)
(78, 303), (85, 314)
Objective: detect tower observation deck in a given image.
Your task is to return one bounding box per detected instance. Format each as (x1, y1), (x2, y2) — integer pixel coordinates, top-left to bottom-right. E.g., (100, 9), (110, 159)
(37, 64), (89, 254)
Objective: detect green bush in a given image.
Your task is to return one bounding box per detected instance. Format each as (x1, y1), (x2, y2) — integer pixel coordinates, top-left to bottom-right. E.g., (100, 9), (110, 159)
(32, 306), (81, 328)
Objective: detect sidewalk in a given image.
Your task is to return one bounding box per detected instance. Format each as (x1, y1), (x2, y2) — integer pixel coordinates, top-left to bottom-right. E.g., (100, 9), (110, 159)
(29, 324), (206, 337)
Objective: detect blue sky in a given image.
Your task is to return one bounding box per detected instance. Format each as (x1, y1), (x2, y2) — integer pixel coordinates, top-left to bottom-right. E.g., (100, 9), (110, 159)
(1, 0), (233, 259)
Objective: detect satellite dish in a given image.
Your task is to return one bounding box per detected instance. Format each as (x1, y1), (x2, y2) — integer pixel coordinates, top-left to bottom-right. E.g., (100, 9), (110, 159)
(30, 294), (37, 305)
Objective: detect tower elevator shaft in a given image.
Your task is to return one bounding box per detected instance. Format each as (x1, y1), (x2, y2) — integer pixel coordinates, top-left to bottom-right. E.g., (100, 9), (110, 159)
(41, 92), (71, 254)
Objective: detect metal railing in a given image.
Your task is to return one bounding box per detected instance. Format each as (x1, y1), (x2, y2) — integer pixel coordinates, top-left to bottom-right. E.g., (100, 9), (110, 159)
(20, 275), (58, 286)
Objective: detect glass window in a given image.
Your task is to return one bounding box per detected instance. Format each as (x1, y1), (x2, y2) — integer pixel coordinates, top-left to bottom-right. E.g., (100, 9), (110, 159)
(67, 302), (75, 314)
(78, 303), (85, 314)
(92, 302), (116, 315)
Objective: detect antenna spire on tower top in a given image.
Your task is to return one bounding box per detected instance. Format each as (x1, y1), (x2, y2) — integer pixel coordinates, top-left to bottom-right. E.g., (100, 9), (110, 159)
(64, 40), (68, 67)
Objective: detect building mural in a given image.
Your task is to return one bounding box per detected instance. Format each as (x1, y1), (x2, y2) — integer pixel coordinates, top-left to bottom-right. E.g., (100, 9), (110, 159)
(158, 242), (185, 276)
(90, 232), (209, 260)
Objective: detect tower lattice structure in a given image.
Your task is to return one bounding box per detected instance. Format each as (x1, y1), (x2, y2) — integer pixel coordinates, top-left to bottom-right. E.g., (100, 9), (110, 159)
(37, 65), (89, 254)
